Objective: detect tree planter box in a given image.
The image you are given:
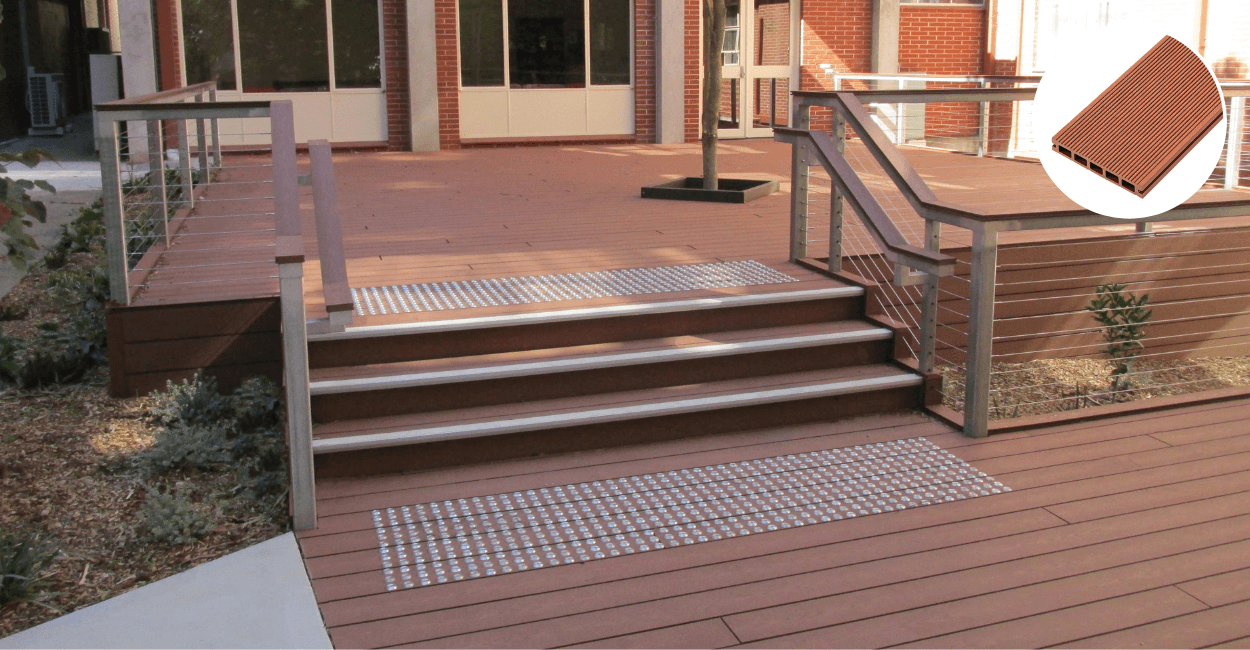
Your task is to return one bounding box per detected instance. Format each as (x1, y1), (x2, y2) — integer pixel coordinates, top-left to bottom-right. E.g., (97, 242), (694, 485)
(641, 177), (779, 203)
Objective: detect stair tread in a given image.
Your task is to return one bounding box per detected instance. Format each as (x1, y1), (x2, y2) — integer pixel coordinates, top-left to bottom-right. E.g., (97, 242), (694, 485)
(312, 364), (919, 444)
(309, 320), (889, 389)
(310, 286), (863, 341)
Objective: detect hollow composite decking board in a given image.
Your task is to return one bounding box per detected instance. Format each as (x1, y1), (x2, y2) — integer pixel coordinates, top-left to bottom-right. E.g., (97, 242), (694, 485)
(300, 401), (1250, 649)
(1051, 36), (1225, 197)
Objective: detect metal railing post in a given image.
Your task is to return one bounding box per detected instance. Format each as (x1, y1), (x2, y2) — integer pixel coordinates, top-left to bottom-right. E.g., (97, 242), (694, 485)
(271, 100), (317, 531)
(195, 93), (209, 183)
(918, 218), (941, 373)
(790, 102), (811, 261)
(978, 80), (990, 157)
(98, 116), (131, 304)
(209, 87), (222, 172)
(963, 224), (999, 438)
(1227, 96), (1245, 191)
(176, 119), (194, 209)
(829, 110), (845, 271)
(148, 119), (170, 247)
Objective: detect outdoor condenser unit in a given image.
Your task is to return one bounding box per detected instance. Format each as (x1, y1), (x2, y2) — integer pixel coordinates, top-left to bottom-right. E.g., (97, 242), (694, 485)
(26, 68), (69, 135)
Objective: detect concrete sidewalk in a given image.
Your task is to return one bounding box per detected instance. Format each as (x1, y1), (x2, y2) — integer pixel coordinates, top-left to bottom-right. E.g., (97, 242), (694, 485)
(0, 533), (332, 649)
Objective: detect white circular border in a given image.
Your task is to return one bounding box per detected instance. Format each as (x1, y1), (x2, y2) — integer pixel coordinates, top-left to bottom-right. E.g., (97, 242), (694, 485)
(1032, 28), (1227, 220)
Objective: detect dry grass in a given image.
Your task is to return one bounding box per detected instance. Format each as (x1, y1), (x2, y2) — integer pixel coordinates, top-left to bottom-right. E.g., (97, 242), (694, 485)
(0, 256), (287, 638)
(940, 355), (1250, 419)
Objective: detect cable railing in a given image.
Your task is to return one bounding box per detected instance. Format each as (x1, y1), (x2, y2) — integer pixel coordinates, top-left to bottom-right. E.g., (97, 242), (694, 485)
(785, 82), (1250, 437)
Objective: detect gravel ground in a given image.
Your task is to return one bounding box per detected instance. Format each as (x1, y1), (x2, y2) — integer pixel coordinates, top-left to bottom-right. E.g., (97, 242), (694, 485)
(940, 355), (1250, 419)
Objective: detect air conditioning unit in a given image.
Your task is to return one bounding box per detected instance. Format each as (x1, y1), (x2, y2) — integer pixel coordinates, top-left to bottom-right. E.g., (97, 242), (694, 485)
(26, 68), (68, 135)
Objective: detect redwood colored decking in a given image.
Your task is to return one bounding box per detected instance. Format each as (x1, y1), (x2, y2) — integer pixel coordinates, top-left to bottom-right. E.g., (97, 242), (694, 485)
(298, 398), (1250, 648)
(128, 139), (1250, 322)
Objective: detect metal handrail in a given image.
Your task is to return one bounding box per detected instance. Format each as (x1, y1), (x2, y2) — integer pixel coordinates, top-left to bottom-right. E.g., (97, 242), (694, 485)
(774, 126), (955, 278)
(827, 71), (1042, 86)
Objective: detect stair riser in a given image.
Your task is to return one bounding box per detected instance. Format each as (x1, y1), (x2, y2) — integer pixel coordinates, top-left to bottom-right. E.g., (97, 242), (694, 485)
(308, 296), (862, 369)
(311, 338), (892, 422)
(313, 384), (921, 478)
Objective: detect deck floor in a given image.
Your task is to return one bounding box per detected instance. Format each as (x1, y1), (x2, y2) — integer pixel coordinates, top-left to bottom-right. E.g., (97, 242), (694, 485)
(298, 398), (1250, 649)
(129, 139), (1250, 324)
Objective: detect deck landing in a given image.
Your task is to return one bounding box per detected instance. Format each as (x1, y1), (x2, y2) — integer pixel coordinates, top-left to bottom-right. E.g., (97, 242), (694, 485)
(298, 398), (1250, 648)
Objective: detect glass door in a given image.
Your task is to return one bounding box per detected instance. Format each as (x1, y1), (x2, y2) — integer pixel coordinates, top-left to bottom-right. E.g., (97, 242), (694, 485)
(718, 0), (793, 139)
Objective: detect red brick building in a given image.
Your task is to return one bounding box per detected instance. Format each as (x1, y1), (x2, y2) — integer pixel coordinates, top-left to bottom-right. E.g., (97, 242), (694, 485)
(129, 0), (1241, 152)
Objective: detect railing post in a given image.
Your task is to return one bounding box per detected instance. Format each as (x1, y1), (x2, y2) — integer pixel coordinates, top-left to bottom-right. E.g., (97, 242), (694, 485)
(176, 119), (194, 209)
(977, 80), (990, 157)
(98, 116), (131, 304)
(148, 119), (170, 247)
(1227, 96), (1245, 191)
(963, 224), (999, 438)
(271, 100), (317, 531)
(829, 110), (845, 272)
(209, 87), (222, 172)
(308, 140), (354, 332)
(195, 93), (209, 183)
(790, 102), (811, 261)
(918, 218), (941, 373)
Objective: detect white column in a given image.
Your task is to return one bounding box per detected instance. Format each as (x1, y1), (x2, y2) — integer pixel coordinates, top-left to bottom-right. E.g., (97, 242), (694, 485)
(408, 0), (440, 151)
(871, 0), (900, 74)
(119, 0), (159, 162)
(656, 0), (686, 143)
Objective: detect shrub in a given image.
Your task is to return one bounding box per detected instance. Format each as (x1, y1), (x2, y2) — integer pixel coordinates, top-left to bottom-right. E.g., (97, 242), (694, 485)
(12, 340), (95, 388)
(1086, 283), (1152, 396)
(147, 372), (232, 428)
(58, 200), (106, 253)
(0, 530), (58, 605)
(0, 329), (19, 387)
(231, 376), (283, 432)
(139, 483), (217, 545)
(135, 421), (230, 475)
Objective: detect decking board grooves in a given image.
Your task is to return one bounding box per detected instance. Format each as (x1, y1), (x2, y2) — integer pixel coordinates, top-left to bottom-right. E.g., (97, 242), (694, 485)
(371, 437), (1007, 591)
(1050, 35), (1224, 197)
(350, 260), (798, 316)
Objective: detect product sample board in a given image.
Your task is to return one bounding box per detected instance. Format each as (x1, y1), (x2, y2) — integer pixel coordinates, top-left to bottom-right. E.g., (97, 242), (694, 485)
(1051, 35), (1224, 198)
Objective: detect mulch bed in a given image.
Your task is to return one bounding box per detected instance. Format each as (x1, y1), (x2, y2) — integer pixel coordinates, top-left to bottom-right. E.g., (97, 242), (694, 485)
(0, 254), (287, 639)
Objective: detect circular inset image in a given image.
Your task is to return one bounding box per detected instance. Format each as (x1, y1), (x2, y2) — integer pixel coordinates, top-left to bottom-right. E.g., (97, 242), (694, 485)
(1033, 29), (1226, 220)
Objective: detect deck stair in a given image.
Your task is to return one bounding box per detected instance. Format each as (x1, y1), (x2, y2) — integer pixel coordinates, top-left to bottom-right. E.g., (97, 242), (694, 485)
(306, 286), (927, 478)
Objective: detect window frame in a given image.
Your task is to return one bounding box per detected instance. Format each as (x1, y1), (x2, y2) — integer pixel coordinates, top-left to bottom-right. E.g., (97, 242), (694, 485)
(177, 0), (387, 94)
(456, 0), (636, 90)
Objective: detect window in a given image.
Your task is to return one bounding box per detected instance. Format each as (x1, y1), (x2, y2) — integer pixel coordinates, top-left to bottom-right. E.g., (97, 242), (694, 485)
(182, 0), (237, 90)
(180, 0), (382, 93)
(460, 0), (505, 86)
(722, 2), (740, 66)
(458, 0), (633, 88)
(333, 0), (383, 88)
(900, 0), (983, 4)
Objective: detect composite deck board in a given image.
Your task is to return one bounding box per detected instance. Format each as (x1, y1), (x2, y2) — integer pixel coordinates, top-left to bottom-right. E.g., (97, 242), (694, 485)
(300, 400), (1250, 648)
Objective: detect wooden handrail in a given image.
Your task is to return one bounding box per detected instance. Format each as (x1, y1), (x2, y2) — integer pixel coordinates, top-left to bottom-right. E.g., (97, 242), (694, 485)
(100, 81), (217, 106)
(774, 126), (955, 278)
(308, 140), (354, 320)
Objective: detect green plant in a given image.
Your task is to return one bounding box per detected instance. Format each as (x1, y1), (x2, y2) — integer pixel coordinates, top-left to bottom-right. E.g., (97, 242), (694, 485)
(0, 329), (19, 387)
(11, 340), (96, 388)
(139, 483), (217, 545)
(41, 244), (70, 270)
(58, 200), (106, 254)
(231, 376), (283, 432)
(135, 421), (231, 475)
(0, 529), (58, 606)
(1086, 283), (1152, 396)
(0, 150), (55, 271)
(147, 372), (232, 427)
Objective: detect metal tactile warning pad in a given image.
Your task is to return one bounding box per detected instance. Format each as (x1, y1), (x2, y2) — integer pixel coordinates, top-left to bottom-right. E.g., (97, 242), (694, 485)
(372, 437), (1009, 590)
(351, 260), (797, 316)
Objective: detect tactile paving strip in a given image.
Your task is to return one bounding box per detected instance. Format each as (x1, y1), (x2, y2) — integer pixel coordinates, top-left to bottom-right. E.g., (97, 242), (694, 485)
(350, 260), (797, 316)
(372, 437), (1009, 590)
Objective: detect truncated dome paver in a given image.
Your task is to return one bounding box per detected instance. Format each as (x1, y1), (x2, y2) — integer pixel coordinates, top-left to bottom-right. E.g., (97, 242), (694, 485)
(1051, 35), (1224, 197)
(371, 437), (1009, 590)
(350, 260), (798, 316)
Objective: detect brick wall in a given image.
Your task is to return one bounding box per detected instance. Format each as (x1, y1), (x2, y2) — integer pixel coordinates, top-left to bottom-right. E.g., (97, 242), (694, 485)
(383, 0), (411, 150)
(685, 0), (700, 143)
(798, 0), (872, 129)
(635, 0), (657, 142)
(899, 4), (986, 140)
(435, 0), (462, 149)
(156, 0), (182, 90)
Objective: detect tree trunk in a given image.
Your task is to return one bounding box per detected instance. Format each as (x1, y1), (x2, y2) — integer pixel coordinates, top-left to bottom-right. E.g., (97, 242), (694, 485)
(701, 0), (726, 191)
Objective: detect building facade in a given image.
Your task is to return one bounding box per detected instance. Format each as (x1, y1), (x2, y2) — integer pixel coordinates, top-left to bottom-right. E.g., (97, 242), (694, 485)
(127, 0), (1248, 151)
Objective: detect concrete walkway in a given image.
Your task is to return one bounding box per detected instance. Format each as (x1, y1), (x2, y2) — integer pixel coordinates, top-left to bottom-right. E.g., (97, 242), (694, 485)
(0, 533), (332, 649)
